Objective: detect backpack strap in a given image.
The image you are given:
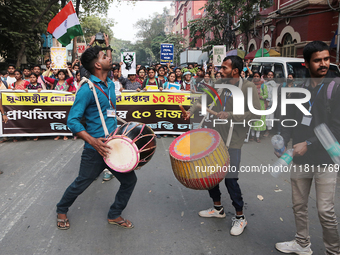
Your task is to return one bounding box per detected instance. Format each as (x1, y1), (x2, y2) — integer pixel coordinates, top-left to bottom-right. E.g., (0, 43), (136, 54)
(327, 77), (340, 100)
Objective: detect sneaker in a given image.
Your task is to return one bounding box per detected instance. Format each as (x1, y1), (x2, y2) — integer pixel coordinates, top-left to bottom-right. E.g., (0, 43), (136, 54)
(230, 216), (247, 236)
(275, 240), (313, 255)
(198, 207), (226, 218)
(103, 169), (114, 181)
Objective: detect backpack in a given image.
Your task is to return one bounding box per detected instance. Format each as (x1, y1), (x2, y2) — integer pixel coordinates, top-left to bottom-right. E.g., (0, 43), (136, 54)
(325, 77), (340, 116)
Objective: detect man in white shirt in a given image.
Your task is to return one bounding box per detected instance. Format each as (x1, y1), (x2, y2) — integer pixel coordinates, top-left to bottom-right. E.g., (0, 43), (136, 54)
(6, 64), (16, 85)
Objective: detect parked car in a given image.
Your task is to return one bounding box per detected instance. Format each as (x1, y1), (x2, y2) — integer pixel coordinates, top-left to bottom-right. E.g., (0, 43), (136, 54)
(250, 57), (340, 82)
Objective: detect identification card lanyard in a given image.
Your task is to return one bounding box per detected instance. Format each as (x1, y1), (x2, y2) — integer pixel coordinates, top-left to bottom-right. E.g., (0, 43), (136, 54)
(301, 83), (324, 126)
(97, 83), (116, 118)
(223, 92), (232, 111)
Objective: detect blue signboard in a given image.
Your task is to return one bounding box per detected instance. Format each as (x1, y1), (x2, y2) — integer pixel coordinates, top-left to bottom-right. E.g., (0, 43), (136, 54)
(160, 43), (174, 65)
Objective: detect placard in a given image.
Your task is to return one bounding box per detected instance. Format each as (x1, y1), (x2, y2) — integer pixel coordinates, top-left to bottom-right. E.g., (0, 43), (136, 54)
(160, 43), (174, 65)
(121, 52), (136, 77)
(213, 45), (226, 66)
(51, 47), (67, 69)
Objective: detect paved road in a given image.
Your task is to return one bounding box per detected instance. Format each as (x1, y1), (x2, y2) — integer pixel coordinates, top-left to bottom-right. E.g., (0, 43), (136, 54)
(0, 135), (339, 255)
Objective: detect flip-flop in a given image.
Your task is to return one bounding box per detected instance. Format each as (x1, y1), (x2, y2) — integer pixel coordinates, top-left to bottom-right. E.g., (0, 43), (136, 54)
(57, 218), (70, 230)
(108, 218), (134, 229)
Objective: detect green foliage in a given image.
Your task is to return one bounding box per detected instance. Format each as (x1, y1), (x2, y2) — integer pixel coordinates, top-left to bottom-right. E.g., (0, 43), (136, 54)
(80, 15), (115, 44)
(185, 0), (272, 53)
(133, 8), (184, 65)
(0, 0), (59, 65)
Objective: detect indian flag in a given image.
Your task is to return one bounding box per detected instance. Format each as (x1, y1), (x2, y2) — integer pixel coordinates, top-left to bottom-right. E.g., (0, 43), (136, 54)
(47, 1), (83, 46)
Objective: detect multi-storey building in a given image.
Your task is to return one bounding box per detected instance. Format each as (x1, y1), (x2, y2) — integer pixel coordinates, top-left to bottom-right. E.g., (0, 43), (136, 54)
(172, 0), (208, 48)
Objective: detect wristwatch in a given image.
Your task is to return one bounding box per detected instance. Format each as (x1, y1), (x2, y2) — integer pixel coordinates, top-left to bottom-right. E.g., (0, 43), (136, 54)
(305, 140), (312, 146)
(2, 112), (7, 116)
(87, 43), (92, 47)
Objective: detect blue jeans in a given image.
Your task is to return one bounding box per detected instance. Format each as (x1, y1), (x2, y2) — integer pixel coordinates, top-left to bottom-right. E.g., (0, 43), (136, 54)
(56, 148), (137, 219)
(208, 148), (244, 213)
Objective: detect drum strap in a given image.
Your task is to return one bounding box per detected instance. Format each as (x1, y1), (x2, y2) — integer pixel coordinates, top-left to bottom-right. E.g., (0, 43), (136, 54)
(79, 77), (126, 137)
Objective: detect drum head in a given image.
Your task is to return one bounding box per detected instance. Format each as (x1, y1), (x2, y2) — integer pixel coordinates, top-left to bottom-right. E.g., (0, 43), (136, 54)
(104, 137), (140, 173)
(169, 128), (221, 161)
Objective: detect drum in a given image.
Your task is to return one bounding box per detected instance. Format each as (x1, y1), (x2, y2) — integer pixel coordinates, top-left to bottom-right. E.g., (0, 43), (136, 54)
(104, 122), (156, 173)
(169, 128), (229, 190)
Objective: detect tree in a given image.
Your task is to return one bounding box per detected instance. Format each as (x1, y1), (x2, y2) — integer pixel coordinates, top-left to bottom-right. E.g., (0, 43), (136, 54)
(80, 15), (115, 44)
(0, 0), (60, 67)
(134, 7), (184, 65)
(185, 0), (271, 53)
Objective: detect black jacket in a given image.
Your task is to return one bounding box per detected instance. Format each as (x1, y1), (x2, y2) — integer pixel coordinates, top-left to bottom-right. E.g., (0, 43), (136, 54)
(281, 71), (340, 165)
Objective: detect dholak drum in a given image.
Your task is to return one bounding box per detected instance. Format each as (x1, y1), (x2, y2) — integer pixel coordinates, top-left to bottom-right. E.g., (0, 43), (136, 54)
(104, 122), (156, 173)
(169, 128), (229, 190)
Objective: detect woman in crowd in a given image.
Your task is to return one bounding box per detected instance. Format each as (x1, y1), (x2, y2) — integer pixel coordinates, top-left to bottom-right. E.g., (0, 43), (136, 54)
(141, 67), (163, 91)
(44, 69), (74, 141)
(156, 66), (168, 83)
(25, 73), (43, 141)
(11, 70), (29, 90)
(250, 72), (268, 143)
(69, 70), (80, 93)
(174, 67), (183, 86)
(162, 72), (179, 90)
(127, 74), (142, 91)
(136, 68), (146, 85)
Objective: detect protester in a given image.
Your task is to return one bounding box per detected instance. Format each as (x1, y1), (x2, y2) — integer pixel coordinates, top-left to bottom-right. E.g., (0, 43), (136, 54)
(42, 59), (53, 77)
(197, 71), (214, 92)
(182, 71), (196, 92)
(174, 67), (183, 85)
(156, 66), (168, 83)
(56, 45), (137, 230)
(11, 70), (29, 90)
(23, 67), (31, 81)
(263, 70), (278, 137)
(126, 74), (142, 91)
(250, 72), (267, 143)
(32, 65), (47, 89)
(183, 56), (261, 236)
(6, 64), (16, 85)
(45, 68), (74, 141)
(275, 41), (340, 255)
(136, 68), (146, 85)
(163, 72), (178, 90)
(142, 67), (163, 91)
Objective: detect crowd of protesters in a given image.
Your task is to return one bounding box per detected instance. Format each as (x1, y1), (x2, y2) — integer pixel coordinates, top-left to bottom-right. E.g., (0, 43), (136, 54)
(0, 52), (297, 144)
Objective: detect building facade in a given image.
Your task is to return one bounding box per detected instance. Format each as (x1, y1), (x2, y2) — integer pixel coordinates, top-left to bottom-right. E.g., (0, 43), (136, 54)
(172, 0), (207, 48)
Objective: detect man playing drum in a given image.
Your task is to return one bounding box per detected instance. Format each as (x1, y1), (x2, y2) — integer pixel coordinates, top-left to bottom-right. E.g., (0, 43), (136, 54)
(184, 56), (261, 236)
(56, 40), (137, 230)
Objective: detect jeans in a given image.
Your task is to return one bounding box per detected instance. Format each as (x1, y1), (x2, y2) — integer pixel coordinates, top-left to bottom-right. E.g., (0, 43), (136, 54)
(56, 148), (137, 220)
(208, 148), (244, 213)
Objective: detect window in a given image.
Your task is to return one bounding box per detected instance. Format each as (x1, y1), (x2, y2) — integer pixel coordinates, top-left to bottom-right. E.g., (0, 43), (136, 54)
(280, 33), (295, 57)
(274, 64), (284, 78)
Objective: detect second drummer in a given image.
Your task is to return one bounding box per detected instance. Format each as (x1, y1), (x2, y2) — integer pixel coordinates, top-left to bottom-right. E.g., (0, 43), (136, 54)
(183, 56), (261, 236)
(55, 36), (137, 230)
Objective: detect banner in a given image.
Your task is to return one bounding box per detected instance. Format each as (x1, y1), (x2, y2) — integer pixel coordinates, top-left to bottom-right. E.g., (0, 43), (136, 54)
(213, 45), (226, 66)
(1, 91), (74, 137)
(0, 90), (206, 136)
(160, 43), (174, 65)
(121, 52), (136, 77)
(51, 47), (67, 69)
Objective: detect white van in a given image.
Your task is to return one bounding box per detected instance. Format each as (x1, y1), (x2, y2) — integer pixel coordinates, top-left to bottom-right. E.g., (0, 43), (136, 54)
(250, 57), (340, 82)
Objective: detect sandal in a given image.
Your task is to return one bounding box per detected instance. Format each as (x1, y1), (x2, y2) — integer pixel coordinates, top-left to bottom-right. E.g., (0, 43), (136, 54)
(54, 136), (60, 141)
(63, 136), (68, 141)
(33, 137), (39, 141)
(263, 131), (270, 137)
(256, 138), (261, 143)
(108, 218), (134, 229)
(57, 218), (70, 230)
